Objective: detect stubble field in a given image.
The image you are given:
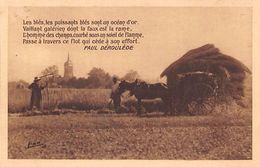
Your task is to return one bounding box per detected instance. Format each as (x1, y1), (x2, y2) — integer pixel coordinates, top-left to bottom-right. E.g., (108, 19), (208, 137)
(8, 110), (251, 159)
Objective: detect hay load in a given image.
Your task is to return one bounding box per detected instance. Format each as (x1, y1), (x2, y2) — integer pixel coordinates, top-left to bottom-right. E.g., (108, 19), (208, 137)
(160, 44), (251, 99)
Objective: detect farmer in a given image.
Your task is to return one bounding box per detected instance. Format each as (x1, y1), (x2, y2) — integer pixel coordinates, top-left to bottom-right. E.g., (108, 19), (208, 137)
(110, 77), (121, 112)
(28, 77), (45, 111)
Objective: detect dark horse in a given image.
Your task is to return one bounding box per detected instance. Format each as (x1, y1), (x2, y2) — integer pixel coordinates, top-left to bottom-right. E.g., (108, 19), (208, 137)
(118, 79), (172, 115)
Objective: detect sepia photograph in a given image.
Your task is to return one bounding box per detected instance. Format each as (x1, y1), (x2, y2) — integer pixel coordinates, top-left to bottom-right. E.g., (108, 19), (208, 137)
(7, 7), (252, 160)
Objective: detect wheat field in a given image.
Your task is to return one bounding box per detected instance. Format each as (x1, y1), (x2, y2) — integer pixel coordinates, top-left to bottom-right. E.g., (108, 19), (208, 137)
(8, 88), (112, 112)
(8, 78), (252, 159)
(8, 88), (166, 114)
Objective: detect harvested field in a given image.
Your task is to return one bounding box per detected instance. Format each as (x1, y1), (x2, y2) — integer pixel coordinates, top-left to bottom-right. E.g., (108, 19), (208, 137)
(8, 111), (251, 159)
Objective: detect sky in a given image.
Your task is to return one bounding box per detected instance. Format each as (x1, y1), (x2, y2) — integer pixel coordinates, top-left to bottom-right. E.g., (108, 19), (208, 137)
(8, 7), (252, 82)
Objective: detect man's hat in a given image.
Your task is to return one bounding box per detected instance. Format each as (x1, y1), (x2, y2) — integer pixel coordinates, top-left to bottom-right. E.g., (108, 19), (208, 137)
(34, 77), (41, 82)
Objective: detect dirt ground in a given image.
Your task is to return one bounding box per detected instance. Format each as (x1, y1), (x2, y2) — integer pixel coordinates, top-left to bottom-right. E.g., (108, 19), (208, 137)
(8, 111), (252, 160)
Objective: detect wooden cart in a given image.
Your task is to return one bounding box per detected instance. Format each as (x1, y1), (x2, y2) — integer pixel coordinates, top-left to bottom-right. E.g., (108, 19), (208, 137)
(171, 71), (218, 115)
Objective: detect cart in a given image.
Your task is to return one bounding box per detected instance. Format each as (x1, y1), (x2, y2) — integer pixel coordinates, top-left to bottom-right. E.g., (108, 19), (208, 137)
(172, 71), (218, 115)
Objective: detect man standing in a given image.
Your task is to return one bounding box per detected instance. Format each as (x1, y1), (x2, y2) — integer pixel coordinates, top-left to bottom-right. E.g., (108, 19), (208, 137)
(28, 77), (45, 111)
(110, 77), (121, 112)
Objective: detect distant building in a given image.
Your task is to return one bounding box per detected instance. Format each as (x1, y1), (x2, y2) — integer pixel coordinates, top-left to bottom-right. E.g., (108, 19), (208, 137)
(64, 53), (73, 80)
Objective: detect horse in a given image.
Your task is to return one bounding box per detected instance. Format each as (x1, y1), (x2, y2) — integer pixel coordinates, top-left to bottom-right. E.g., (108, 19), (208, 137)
(118, 79), (172, 115)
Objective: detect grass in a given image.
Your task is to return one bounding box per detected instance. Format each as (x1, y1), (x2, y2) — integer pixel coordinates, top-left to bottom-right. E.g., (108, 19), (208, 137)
(8, 112), (252, 159)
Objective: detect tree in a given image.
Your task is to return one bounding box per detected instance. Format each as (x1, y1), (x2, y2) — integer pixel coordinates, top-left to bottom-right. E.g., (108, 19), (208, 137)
(77, 77), (90, 88)
(66, 77), (77, 88)
(122, 70), (140, 82)
(40, 65), (61, 87)
(87, 67), (113, 88)
(41, 65), (59, 76)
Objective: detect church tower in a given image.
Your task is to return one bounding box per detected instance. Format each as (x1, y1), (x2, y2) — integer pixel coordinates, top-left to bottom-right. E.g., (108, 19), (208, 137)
(64, 53), (73, 79)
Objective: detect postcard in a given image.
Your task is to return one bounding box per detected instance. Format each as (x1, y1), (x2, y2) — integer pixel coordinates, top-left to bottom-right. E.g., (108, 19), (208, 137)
(1, 0), (259, 167)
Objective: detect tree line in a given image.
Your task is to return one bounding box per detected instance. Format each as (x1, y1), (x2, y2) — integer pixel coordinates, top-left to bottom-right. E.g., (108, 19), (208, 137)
(60, 68), (140, 89)
(12, 65), (141, 89)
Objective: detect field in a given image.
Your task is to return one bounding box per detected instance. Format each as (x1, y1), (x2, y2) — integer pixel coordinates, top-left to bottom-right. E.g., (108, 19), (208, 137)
(8, 77), (252, 159)
(8, 88), (112, 112)
(9, 111), (251, 159)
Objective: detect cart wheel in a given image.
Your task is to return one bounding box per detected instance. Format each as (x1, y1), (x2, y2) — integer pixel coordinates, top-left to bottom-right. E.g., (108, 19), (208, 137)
(184, 83), (215, 115)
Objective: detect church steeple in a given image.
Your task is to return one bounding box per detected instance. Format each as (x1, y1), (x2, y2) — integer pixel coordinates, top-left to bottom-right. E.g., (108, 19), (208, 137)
(64, 52), (73, 79)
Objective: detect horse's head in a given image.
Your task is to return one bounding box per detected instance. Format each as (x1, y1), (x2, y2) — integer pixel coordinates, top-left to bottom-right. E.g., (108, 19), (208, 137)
(118, 80), (137, 95)
(118, 80), (128, 94)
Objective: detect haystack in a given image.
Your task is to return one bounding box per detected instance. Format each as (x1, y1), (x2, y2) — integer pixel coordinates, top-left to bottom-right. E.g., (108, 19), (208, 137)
(160, 44), (251, 99)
